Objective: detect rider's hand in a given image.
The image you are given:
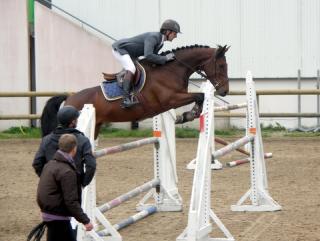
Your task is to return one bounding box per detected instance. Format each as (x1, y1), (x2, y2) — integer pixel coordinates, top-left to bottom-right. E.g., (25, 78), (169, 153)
(166, 53), (175, 62)
(84, 222), (94, 231)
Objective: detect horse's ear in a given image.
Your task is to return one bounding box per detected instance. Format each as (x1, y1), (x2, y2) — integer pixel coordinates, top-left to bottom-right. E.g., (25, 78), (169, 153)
(215, 45), (225, 59)
(215, 45), (230, 59)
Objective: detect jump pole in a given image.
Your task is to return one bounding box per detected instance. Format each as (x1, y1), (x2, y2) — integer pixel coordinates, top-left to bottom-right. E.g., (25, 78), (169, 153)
(230, 71), (282, 212)
(187, 99), (250, 170)
(75, 105), (182, 241)
(215, 136), (272, 159)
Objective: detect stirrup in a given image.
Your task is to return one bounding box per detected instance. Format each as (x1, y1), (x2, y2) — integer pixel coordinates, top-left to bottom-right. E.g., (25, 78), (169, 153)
(121, 97), (139, 109)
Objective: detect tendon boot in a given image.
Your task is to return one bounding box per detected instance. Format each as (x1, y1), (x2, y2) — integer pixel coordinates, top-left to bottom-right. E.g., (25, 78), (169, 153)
(121, 71), (138, 108)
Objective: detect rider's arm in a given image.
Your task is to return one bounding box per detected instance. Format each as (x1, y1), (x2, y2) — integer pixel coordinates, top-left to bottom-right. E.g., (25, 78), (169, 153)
(144, 36), (167, 65)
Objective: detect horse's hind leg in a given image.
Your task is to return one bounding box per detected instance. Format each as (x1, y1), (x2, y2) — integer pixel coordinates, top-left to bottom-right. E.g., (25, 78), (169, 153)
(175, 93), (204, 124)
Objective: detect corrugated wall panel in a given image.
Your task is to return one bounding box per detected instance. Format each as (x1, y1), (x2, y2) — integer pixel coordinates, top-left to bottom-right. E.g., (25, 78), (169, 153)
(301, 0), (320, 77)
(53, 0), (160, 41)
(51, 0), (320, 78)
(240, 0), (300, 78)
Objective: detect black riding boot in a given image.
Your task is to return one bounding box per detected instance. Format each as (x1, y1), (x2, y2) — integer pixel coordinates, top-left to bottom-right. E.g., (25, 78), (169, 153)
(121, 71), (138, 108)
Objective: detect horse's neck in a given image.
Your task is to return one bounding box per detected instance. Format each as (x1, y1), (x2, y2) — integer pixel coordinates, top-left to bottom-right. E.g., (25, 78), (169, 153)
(174, 49), (212, 79)
(176, 49), (212, 67)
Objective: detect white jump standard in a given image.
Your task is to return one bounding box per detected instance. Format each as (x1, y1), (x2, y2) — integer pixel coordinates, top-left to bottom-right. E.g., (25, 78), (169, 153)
(76, 106), (182, 241)
(177, 71), (282, 241)
(177, 80), (235, 241)
(231, 71), (281, 212)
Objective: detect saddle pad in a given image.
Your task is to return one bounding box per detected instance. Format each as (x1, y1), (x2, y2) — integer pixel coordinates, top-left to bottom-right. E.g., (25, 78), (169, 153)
(100, 63), (146, 101)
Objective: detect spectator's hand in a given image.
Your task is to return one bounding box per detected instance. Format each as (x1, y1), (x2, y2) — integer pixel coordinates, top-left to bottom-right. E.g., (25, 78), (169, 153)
(166, 53), (175, 62)
(84, 222), (94, 231)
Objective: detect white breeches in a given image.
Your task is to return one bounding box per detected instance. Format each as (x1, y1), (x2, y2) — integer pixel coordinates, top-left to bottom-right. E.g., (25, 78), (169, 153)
(112, 49), (136, 74)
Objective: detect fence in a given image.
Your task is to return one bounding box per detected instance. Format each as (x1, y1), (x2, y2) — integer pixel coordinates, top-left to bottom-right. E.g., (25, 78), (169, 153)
(1, 90), (320, 120)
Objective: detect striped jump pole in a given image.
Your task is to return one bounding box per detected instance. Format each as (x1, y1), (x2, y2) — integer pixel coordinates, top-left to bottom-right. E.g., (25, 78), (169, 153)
(226, 152), (273, 167)
(215, 136), (273, 159)
(98, 179), (160, 213)
(214, 102), (247, 112)
(227, 158), (250, 167)
(94, 137), (158, 158)
(213, 135), (255, 159)
(98, 206), (157, 237)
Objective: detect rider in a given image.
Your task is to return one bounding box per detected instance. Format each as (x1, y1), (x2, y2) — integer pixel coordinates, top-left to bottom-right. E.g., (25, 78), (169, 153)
(112, 19), (181, 108)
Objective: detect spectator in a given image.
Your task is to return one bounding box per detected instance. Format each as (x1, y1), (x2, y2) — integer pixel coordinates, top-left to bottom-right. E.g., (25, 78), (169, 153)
(28, 134), (93, 241)
(32, 105), (96, 187)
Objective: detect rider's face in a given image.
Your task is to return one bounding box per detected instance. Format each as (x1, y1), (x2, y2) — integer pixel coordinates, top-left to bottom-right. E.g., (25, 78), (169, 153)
(167, 31), (177, 42)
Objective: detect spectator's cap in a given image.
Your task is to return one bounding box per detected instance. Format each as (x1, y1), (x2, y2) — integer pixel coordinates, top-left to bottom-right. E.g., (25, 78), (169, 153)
(160, 19), (181, 33)
(57, 106), (80, 127)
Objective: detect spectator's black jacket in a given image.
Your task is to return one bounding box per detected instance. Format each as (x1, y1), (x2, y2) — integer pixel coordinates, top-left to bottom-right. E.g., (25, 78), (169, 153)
(32, 127), (96, 186)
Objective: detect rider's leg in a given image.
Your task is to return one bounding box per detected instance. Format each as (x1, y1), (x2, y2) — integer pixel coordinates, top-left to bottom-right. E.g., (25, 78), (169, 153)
(111, 50), (138, 108)
(122, 70), (137, 108)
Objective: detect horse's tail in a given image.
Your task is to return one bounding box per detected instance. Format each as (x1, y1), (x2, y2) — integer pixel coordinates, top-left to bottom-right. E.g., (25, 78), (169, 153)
(40, 95), (68, 137)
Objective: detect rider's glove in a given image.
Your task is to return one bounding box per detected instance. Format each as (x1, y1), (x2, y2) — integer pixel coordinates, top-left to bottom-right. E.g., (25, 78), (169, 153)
(165, 53), (175, 62)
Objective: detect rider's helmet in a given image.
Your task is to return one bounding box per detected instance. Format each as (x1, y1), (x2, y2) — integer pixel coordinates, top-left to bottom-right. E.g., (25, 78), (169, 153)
(160, 19), (181, 33)
(57, 106), (80, 127)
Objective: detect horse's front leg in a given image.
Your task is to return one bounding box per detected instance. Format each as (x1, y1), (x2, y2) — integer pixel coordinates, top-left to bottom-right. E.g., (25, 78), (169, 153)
(175, 93), (204, 124)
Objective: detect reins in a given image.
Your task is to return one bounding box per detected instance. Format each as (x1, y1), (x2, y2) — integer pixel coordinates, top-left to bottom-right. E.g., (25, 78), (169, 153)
(174, 52), (223, 89)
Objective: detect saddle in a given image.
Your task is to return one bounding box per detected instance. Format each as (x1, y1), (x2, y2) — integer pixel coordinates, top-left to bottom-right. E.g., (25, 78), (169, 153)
(102, 63), (142, 86)
(100, 62), (146, 101)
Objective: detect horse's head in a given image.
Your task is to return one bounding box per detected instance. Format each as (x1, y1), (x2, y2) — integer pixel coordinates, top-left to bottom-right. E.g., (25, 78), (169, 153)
(170, 45), (230, 96)
(201, 45), (230, 96)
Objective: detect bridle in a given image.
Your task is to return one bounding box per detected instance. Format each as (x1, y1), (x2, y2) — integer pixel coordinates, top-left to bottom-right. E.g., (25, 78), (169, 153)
(174, 52), (224, 89)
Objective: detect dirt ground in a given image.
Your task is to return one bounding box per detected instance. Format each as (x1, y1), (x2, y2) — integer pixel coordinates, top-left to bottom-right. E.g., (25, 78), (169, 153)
(0, 137), (319, 241)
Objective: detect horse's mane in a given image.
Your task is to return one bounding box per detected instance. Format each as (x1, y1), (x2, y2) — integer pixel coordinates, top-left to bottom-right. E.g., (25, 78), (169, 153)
(160, 45), (210, 56)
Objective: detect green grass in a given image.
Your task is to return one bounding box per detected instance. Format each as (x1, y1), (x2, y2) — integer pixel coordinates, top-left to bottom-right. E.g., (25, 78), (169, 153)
(0, 125), (319, 139)
(0, 126), (41, 139)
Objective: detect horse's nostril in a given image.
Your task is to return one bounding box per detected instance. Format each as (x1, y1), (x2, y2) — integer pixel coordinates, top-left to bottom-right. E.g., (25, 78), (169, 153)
(218, 90), (227, 97)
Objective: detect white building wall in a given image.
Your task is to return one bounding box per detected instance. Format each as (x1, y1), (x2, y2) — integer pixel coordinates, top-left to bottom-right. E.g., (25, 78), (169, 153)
(34, 3), (120, 116)
(0, 0), (30, 130)
(301, 0), (320, 76)
(51, 0), (320, 78)
(1, 1), (319, 130)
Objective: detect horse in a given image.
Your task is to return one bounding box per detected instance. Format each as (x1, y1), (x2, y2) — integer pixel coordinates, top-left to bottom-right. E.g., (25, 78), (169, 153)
(41, 45), (230, 138)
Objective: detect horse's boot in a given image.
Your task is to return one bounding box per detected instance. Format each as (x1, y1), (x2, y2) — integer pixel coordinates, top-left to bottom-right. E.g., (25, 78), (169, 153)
(121, 71), (138, 108)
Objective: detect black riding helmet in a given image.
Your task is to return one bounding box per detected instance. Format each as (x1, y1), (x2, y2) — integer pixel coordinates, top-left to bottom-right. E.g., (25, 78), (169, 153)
(160, 19), (181, 33)
(57, 106), (80, 127)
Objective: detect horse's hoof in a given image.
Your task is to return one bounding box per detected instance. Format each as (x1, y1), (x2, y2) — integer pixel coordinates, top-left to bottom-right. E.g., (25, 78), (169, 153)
(175, 115), (184, 124)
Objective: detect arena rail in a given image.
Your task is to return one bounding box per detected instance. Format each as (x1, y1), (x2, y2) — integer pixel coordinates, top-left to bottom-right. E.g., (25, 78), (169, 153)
(1, 90), (320, 120)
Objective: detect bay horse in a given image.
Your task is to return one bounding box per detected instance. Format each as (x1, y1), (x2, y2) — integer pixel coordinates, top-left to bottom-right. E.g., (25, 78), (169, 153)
(41, 45), (230, 138)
